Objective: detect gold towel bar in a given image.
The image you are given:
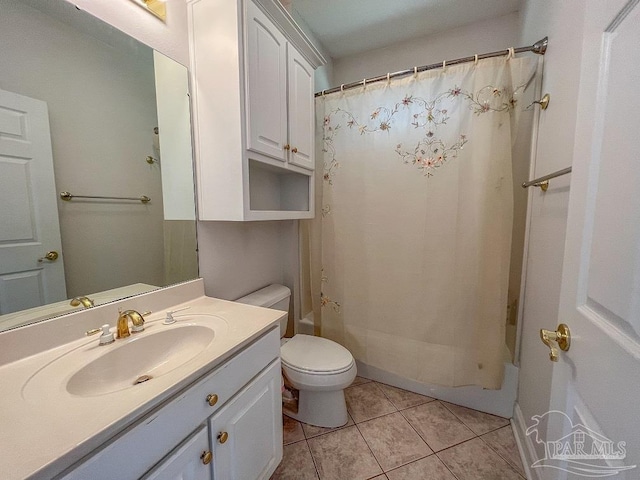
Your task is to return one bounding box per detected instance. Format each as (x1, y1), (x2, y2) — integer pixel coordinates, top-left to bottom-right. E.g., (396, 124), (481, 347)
(60, 191), (151, 204)
(522, 167), (572, 191)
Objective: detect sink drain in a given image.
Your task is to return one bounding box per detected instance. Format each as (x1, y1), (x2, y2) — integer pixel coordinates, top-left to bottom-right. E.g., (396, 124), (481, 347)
(133, 374), (153, 385)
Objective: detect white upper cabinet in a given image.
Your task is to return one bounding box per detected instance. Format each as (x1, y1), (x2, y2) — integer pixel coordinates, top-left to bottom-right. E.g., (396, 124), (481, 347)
(287, 45), (314, 171)
(245, 3), (288, 162)
(188, 0), (325, 221)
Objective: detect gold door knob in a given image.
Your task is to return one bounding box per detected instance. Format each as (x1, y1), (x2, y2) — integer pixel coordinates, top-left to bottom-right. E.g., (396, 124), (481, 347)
(218, 431), (229, 444)
(206, 394), (218, 407)
(201, 450), (213, 465)
(540, 324), (571, 362)
(38, 251), (59, 262)
(291, 147), (298, 154)
(283, 144), (290, 151)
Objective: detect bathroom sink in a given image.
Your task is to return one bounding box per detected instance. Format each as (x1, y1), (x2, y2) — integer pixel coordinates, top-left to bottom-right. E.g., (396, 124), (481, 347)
(66, 325), (215, 396)
(22, 316), (228, 401)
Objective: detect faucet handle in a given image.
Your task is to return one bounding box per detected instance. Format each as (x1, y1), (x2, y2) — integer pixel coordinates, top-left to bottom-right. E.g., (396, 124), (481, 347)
(86, 324), (115, 346)
(164, 306), (191, 325)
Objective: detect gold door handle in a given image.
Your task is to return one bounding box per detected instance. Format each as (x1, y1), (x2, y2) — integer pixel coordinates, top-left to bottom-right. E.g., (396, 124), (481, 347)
(206, 393), (218, 407)
(201, 450), (213, 465)
(540, 324), (570, 362)
(38, 251), (59, 262)
(291, 147), (298, 154)
(283, 144), (290, 151)
(217, 431), (229, 444)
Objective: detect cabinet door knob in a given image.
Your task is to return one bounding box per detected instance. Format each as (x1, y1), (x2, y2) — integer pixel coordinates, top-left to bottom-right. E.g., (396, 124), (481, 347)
(218, 431), (229, 444)
(291, 147), (298, 154)
(206, 394), (218, 407)
(201, 450), (213, 465)
(283, 144), (290, 151)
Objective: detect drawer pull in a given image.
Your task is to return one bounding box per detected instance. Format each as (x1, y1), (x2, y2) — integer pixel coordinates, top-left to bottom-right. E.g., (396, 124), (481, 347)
(291, 147), (298, 154)
(218, 431), (229, 444)
(201, 450), (213, 465)
(283, 144), (290, 151)
(206, 394), (218, 407)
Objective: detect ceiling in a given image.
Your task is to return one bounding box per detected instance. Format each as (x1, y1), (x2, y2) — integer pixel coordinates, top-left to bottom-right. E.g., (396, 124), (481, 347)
(291, 0), (522, 59)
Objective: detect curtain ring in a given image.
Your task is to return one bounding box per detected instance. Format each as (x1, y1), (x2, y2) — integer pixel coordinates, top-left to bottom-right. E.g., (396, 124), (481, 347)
(322, 90), (326, 97)
(386, 72), (391, 85)
(414, 66), (418, 78)
(507, 47), (515, 60)
(362, 78), (366, 88)
(340, 84), (344, 92)
(442, 60), (446, 71)
(474, 54), (479, 66)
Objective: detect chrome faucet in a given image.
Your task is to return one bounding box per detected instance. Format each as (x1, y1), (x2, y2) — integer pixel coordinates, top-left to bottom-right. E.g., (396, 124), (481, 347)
(70, 296), (94, 308)
(116, 309), (146, 339)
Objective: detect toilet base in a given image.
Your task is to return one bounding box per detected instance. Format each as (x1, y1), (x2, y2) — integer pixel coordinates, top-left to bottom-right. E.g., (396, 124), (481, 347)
(284, 389), (349, 428)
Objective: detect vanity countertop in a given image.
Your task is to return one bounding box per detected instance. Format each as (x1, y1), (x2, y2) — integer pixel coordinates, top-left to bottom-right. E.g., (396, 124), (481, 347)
(0, 289), (284, 479)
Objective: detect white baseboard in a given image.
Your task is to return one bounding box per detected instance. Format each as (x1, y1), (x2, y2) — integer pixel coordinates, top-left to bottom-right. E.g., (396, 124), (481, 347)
(512, 402), (542, 480)
(355, 360), (518, 418)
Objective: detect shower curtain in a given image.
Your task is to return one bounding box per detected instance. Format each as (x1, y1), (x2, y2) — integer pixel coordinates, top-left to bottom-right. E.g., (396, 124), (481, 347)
(302, 57), (536, 389)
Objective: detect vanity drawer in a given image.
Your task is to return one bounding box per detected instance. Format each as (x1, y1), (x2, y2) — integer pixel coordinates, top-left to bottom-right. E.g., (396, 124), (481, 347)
(58, 327), (280, 480)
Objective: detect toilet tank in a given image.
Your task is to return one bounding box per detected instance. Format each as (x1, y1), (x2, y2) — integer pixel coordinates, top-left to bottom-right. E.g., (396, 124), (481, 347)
(235, 284), (291, 337)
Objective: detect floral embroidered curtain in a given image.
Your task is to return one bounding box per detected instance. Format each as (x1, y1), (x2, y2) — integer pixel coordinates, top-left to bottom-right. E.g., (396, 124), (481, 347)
(302, 57), (536, 389)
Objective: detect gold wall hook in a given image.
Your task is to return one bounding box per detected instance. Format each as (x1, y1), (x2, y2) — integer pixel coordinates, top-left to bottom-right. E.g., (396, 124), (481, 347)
(527, 93), (550, 110)
(535, 180), (549, 192)
(540, 324), (571, 361)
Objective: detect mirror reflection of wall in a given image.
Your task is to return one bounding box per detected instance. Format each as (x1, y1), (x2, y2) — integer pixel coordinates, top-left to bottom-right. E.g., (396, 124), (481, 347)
(0, 0), (197, 330)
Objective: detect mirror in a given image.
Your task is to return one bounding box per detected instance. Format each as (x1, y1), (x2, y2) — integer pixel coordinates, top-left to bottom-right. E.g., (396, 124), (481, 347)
(0, 0), (198, 331)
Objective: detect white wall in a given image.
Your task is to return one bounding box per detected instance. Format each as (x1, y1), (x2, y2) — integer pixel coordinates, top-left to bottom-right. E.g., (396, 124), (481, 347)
(332, 13), (521, 86)
(0, 0), (165, 297)
(514, 0), (586, 468)
(68, 0), (189, 66)
(197, 221), (298, 328)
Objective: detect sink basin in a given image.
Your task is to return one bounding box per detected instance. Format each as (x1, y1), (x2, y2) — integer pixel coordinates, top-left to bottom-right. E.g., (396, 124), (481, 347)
(22, 316), (228, 401)
(66, 325), (215, 397)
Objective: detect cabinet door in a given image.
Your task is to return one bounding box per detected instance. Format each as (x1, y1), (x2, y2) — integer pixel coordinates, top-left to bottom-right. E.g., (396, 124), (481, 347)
(287, 46), (315, 171)
(142, 426), (212, 480)
(209, 361), (282, 480)
(245, 1), (288, 162)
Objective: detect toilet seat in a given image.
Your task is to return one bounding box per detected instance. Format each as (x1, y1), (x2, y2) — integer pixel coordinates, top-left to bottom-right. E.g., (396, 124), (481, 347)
(281, 334), (354, 375)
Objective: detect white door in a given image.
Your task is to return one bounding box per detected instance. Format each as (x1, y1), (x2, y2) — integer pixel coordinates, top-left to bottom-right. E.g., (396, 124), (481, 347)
(541, 1), (640, 478)
(208, 361), (282, 480)
(287, 45), (315, 171)
(0, 89), (66, 315)
(245, 1), (288, 162)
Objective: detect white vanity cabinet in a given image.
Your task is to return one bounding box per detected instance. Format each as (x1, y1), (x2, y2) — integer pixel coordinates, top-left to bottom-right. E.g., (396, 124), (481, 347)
(188, 0), (324, 221)
(60, 328), (282, 480)
(142, 426), (212, 480)
(208, 361), (282, 479)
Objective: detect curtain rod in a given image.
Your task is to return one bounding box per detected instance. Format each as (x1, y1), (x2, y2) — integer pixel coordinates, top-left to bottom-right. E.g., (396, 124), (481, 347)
(315, 36), (548, 97)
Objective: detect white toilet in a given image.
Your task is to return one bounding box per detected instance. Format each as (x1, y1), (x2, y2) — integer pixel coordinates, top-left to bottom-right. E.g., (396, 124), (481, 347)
(236, 284), (356, 428)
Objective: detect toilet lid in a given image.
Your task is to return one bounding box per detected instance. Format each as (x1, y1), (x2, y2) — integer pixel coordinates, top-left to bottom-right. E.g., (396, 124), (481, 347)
(281, 335), (354, 374)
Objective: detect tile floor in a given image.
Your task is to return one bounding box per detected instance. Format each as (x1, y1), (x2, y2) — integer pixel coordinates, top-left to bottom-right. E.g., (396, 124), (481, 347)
(271, 376), (526, 480)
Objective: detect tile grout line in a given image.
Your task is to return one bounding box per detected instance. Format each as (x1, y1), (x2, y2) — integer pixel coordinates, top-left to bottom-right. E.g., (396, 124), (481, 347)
(304, 439), (323, 480)
(440, 400), (510, 436)
(477, 430), (527, 479)
(352, 419), (387, 478)
(351, 382), (398, 476)
(356, 410), (436, 475)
